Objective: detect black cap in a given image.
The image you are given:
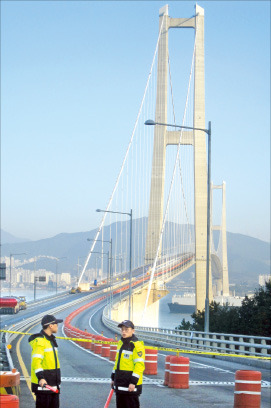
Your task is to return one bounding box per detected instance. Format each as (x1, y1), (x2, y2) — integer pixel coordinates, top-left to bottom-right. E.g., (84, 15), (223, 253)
(41, 314), (63, 327)
(117, 320), (134, 329)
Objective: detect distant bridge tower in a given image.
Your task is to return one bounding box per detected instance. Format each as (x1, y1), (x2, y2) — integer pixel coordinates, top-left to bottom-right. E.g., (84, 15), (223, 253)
(145, 4), (211, 310)
(211, 182), (230, 296)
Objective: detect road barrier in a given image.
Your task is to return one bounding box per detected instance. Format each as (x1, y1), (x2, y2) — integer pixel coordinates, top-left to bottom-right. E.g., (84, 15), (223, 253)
(234, 370), (262, 408)
(168, 356), (189, 389)
(94, 336), (104, 354)
(0, 368), (20, 396)
(90, 335), (97, 351)
(144, 348), (158, 375)
(163, 355), (171, 386)
(84, 333), (93, 350)
(0, 394), (19, 408)
(101, 339), (113, 358)
(109, 344), (118, 362)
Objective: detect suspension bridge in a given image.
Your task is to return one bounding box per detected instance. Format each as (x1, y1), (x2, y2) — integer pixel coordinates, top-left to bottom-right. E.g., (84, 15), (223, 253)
(77, 4), (229, 325)
(1, 5), (270, 408)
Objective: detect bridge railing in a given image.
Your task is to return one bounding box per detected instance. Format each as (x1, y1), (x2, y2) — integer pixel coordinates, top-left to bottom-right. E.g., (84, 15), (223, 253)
(102, 306), (271, 358)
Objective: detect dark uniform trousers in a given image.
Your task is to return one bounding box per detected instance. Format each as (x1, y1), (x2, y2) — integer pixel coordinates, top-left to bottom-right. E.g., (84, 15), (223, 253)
(36, 393), (59, 408)
(116, 393), (140, 408)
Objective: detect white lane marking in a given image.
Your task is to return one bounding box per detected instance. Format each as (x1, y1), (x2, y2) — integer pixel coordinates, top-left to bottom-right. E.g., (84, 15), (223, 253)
(19, 376), (271, 387)
(88, 304), (107, 335)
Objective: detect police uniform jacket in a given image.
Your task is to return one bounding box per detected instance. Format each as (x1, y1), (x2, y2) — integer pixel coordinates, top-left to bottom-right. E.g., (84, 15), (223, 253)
(111, 334), (145, 395)
(28, 330), (61, 394)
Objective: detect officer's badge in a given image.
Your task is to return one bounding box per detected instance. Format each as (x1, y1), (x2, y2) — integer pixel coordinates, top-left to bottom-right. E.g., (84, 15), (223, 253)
(138, 351), (142, 357)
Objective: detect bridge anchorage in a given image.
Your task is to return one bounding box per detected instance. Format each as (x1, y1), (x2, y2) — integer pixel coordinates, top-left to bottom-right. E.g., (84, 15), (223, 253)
(78, 4), (229, 326)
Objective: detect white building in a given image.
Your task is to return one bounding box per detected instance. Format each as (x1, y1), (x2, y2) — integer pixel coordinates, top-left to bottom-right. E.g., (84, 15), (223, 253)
(60, 273), (71, 285)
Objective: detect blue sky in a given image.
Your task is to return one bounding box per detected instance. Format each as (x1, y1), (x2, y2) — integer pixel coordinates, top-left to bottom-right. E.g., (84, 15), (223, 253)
(1, 1), (270, 242)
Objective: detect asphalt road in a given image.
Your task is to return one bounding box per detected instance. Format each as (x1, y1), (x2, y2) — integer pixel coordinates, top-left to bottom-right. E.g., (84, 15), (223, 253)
(6, 293), (271, 408)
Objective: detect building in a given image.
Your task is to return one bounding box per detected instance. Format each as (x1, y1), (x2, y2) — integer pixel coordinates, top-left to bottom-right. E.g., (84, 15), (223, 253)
(60, 273), (71, 285)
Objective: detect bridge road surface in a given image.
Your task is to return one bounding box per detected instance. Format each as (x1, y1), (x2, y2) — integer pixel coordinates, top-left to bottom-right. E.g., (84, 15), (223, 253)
(9, 295), (271, 408)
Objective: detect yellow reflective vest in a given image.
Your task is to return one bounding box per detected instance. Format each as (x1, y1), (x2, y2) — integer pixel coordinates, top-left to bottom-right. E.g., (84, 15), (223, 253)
(111, 335), (145, 395)
(29, 331), (61, 394)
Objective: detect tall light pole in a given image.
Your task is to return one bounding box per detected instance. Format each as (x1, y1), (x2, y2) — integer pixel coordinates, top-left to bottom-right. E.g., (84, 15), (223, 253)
(96, 208), (133, 320)
(145, 119), (211, 332)
(9, 252), (27, 296)
(34, 256), (38, 301)
(90, 250), (111, 315)
(87, 238), (113, 283)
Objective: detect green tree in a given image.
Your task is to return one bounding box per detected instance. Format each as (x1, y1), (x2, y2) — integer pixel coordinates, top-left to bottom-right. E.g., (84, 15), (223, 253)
(176, 281), (271, 336)
(238, 280), (271, 336)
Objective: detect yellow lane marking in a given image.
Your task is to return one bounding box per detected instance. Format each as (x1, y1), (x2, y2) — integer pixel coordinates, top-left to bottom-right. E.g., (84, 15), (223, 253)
(3, 329), (270, 361)
(16, 322), (39, 401)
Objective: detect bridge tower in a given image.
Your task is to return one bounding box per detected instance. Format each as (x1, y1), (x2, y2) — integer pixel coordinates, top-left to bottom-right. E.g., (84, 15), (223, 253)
(211, 182), (230, 296)
(145, 4), (212, 310)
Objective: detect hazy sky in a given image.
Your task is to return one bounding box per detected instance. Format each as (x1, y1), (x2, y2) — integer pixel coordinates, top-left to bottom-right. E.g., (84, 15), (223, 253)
(1, 1), (270, 242)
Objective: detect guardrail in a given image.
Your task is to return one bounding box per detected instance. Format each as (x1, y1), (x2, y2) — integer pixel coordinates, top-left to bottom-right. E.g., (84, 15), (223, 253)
(102, 306), (271, 358)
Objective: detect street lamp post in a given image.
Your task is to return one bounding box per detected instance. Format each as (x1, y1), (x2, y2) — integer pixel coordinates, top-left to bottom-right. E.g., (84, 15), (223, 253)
(87, 238), (113, 283)
(9, 252), (27, 296)
(96, 208), (133, 320)
(34, 257), (37, 301)
(145, 119), (212, 332)
(90, 250), (111, 315)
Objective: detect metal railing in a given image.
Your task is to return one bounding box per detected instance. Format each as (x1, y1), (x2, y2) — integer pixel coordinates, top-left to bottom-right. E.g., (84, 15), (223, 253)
(102, 306), (271, 358)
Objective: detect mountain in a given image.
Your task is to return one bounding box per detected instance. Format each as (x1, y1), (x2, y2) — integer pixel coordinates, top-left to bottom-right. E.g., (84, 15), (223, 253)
(0, 229), (30, 244)
(0, 222), (269, 292)
(226, 232), (270, 293)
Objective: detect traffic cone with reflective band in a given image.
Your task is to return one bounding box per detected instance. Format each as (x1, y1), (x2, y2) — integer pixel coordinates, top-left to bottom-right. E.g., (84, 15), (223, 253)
(78, 330), (85, 347)
(70, 329), (80, 345)
(94, 336), (103, 354)
(90, 335), (97, 351)
(109, 344), (118, 361)
(0, 394), (19, 407)
(234, 370), (261, 408)
(101, 339), (113, 358)
(144, 348), (158, 375)
(163, 355), (171, 386)
(84, 333), (93, 350)
(83, 331), (92, 349)
(168, 356), (189, 389)
(75, 329), (82, 346)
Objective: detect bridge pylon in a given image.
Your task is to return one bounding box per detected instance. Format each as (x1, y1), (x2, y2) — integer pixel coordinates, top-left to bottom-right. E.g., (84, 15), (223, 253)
(145, 4), (211, 311)
(211, 182), (230, 296)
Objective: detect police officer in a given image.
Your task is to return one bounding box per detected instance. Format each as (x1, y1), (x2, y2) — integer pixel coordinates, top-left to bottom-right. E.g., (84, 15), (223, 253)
(111, 320), (145, 408)
(29, 314), (63, 408)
